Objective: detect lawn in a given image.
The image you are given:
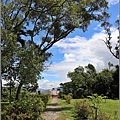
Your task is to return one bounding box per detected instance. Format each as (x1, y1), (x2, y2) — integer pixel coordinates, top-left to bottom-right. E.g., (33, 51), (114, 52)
(57, 98), (119, 120)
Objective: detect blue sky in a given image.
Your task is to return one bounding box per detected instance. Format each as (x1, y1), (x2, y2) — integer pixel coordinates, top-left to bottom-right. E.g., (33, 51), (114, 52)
(37, 0), (119, 90)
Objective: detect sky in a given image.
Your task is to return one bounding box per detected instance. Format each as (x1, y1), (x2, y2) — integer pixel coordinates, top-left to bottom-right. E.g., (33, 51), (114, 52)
(37, 0), (119, 90)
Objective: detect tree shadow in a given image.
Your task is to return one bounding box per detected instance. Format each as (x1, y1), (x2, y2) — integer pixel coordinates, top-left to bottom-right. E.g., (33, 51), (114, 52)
(47, 103), (58, 106)
(45, 106), (73, 112)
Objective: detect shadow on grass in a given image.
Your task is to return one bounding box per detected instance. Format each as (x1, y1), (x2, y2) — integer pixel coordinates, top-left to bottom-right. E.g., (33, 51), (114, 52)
(45, 106), (73, 112)
(47, 103), (58, 106)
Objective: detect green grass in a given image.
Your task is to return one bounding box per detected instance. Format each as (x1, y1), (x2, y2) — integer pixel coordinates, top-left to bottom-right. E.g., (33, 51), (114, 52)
(57, 98), (119, 120)
(100, 99), (119, 119)
(47, 98), (53, 104)
(57, 99), (75, 120)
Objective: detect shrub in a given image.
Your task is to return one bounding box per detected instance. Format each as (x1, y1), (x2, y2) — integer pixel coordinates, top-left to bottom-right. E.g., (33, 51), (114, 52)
(2, 91), (44, 120)
(64, 94), (72, 104)
(39, 94), (49, 108)
(58, 92), (65, 99)
(87, 94), (105, 120)
(74, 100), (91, 119)
(1, 102), (10, 111)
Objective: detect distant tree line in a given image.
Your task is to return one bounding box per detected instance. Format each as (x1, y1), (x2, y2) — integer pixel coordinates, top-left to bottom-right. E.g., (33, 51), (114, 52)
(60, 63), (119, 99)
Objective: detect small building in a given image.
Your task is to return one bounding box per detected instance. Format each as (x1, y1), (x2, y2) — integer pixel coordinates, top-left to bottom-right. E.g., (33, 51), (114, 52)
(50, 88), (60, 98)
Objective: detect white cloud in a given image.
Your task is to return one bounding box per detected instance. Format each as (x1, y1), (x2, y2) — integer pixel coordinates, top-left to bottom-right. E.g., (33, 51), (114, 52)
(42, 28), (119, 89)
(37, 79), (60, 89)
(94, 24), (103, 31)
(107, 0), (119, 5)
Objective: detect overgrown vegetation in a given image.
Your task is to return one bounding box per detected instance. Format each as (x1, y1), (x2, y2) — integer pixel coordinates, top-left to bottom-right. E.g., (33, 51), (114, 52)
(64, 94), (72, 104)
(1, 90), (50, 120)
(74, 100), (91, 119)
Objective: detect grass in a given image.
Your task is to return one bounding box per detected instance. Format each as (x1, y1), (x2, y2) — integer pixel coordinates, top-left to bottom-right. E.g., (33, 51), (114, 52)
(56, 98), (119, 120)
(56, 99), (75, 120)
(99, 99), (119, 119)
(47, 97), (53, 104)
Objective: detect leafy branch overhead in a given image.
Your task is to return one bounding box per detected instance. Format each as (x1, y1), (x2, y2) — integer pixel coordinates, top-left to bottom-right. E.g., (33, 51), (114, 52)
(2, 0), (109, 53)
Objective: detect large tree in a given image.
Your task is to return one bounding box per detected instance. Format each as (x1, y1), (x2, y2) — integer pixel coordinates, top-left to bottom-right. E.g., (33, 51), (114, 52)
(67, 66), (89, 98)
(84, 63), (97, 95)
(66, 64), (118, 99)
(1, 0), (110, 100)
(94, 69), (113, 96)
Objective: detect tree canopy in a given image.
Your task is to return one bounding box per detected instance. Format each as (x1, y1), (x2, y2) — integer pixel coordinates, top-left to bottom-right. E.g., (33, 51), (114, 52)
(2, 0), (109, 51)
(61, 63), (119, 99)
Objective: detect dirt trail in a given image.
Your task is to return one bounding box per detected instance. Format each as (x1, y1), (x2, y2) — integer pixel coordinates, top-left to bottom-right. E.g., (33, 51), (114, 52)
(41, 98), (61, 120)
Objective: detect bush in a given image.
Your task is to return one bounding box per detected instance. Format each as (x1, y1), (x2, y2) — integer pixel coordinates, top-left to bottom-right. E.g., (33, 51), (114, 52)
(1, 102), (10, 111)
(2, 87), (16, 102)
(58, 92), (65, 99)
(87, 94), (105, 120)
(74, 100), (91, 119)
(2, 91), (44, 120)
(39, 94), (49, 108)
(64, 94), (72, 104)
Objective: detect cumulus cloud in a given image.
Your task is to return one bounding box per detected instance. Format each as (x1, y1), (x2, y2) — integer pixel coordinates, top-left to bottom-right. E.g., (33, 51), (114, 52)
(107, 0), (119, 5)
(42, 28), (119, 88)
(37, 79), (60, 89)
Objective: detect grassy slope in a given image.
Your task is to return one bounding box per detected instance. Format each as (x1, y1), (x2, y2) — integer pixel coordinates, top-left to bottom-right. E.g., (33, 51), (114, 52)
(57, 99), (119, 120)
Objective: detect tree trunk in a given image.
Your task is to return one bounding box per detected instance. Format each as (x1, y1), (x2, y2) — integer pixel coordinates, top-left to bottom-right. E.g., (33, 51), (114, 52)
(1, 80), (2, 96)
(15, 82), (23, 100)
(10, 80), (12, 103)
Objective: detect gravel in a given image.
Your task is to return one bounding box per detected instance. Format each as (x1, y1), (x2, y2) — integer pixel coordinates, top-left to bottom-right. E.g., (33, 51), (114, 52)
(41, 98), (61, 120)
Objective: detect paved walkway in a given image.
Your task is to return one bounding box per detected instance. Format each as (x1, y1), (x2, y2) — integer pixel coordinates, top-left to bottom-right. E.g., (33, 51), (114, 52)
(41, 98), (61, 120)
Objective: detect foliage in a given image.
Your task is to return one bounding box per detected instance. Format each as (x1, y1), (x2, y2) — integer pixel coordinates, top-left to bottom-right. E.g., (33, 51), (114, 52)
(2, 40), (49, 100)
(58, 98), (118, 120)
(66, 64), (97, 98)
(1, 88), (10, 102)
(38, 94), (50, 108)
(64, 94), (72, 104)
(1, 0), (109, 50)
(61, 63), (119, 99)
(74, 100), (91, 119)
(2, 91), (44, 120)
(67, 66), (87, 98)
(110, 65), (119, 99)
(88, 94), (104, 107)
(58, 92), (65, 99)
(2, 87), (17, 102)
(61, 82), (73, 97)
(1, 102), (10, 111)
(1, 0), (110, 101)
(93, 69), (113, 97)
(87, 94), (107, 119)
